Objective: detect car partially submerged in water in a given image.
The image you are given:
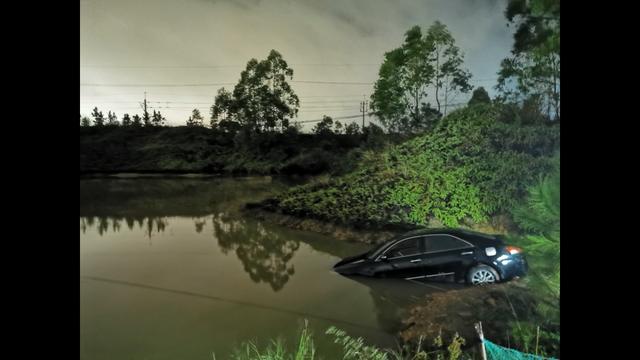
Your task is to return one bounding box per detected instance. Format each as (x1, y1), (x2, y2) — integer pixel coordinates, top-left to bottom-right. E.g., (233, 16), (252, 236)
(333, 228), (527, 285)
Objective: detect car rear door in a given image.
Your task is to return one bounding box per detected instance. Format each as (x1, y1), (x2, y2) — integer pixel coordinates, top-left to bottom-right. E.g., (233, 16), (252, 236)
(379, 237), (425, 278)
(418, 235), (476, 280)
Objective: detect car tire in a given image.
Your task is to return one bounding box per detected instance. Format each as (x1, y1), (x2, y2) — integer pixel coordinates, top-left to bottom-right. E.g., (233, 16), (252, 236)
(466, 265), (500, 285)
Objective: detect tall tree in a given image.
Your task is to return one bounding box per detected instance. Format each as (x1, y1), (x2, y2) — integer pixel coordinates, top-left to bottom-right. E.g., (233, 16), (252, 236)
(151, 110), (165, 127)
(210, 88), (232, 131)
(187, 108), (204, 127)
(91, 107), (104, 127)
(425, 21), (472, 116)
(143, 109), (152, 127)
(211, 50), (300, 133)
(312, 115), (334, 135)
(371, 22), (470, 133)
(80, 116), (91, 127)
(121, 113), (132, 127)
(132, 114), (142, 127)
(107, 111), (119, 126)
(371, 28), (430, 134)
(344, 122), (360, 136)
(333, 120), (344, 134)
(496, 0), (560, 121)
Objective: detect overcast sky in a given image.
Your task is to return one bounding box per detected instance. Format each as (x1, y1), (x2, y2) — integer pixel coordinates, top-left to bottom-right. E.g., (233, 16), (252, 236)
(80, 0), (513, 128)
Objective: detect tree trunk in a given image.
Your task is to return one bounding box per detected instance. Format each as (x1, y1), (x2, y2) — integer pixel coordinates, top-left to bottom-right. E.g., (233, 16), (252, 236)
(552, 56), (560, 121)
(435, 48), (441, 112)
(444, 75), (449, 117)
(415, 87), (419, 124)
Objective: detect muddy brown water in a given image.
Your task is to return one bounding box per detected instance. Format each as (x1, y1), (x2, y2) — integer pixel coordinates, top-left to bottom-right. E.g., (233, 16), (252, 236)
(80, 176), (460, 359)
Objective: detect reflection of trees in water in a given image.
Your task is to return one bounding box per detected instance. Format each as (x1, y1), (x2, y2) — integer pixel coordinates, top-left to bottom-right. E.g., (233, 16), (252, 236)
(80, 216), (168, 239)
(80, 210), (301, 291)
(193, 217), (207, 233)
(211, 212), (300, 292)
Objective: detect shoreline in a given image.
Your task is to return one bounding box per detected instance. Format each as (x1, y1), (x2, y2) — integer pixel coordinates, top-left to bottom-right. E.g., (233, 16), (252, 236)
(244, 206), (409, 244)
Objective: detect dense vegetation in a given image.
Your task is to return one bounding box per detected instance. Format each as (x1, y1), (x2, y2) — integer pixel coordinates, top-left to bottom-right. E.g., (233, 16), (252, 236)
(262, 104), (559, 229)
(80, 125), (389, 175)
(508, 161), (560, 355)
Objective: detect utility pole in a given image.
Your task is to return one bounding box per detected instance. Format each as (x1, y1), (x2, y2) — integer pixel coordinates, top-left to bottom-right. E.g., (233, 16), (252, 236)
(360, 96), (369, 129)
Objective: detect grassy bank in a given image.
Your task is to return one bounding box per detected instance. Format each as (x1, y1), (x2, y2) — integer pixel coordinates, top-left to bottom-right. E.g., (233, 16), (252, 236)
(259, 104), (559, 232)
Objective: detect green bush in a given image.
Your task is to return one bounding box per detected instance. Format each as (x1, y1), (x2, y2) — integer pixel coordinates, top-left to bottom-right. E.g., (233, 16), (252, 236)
(270, 104), (559, 228)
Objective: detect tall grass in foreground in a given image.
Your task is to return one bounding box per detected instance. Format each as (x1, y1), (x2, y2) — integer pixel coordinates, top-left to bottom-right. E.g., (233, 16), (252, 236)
(220, 322), (472, 360)
(227, 321), (315, 360)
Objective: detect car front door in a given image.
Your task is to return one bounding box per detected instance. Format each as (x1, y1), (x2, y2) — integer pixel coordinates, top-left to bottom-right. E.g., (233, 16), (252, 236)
(377, 237), (424, 278)
(418, 235), (476, 281)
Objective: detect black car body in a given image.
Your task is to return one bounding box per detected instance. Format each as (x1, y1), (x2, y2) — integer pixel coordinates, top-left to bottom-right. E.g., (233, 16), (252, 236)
(333, 228), (528, 285)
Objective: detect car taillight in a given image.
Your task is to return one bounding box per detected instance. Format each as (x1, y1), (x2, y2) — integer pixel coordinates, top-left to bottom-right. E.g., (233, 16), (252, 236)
(505, 246), (523, 255)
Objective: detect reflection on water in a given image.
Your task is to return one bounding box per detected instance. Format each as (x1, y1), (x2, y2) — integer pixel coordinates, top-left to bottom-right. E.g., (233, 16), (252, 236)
(81, 216), (169, 238)
(81, 213), (300, 291)
(80, 177), (450, 359)
(212, 212), (299, 291)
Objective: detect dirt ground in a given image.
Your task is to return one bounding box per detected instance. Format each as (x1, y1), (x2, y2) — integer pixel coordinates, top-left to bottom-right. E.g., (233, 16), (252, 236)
(399, 280), (538, 347)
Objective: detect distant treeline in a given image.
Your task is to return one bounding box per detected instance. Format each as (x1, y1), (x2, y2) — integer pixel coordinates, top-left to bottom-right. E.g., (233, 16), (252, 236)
(80, 123), (395, 176)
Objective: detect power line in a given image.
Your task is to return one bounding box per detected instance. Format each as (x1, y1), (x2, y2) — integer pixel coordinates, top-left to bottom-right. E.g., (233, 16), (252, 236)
(80, 63), (379, 68)
(80, 80), (373, 87)
(80, 82), (235, 88)
(81, 100), (363, 105)
(293, 80), (373, 85)
(296, 114), (362, 124)
(80, 93), (368, 99)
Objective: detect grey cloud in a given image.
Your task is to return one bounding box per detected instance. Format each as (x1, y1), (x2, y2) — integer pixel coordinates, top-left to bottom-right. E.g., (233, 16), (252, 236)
(81, 0), (514, 127)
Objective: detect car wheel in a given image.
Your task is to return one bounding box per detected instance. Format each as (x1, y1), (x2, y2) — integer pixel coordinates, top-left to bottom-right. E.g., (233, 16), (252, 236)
(467, 265), (500, 285)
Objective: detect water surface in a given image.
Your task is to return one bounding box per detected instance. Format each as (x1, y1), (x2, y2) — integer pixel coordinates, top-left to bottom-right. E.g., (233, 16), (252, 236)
(80, 177), (445, 359)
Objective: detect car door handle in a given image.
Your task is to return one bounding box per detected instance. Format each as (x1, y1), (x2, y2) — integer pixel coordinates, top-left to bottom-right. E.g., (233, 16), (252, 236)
(410, 259), (422, 263)
(461, 251), (474, 255)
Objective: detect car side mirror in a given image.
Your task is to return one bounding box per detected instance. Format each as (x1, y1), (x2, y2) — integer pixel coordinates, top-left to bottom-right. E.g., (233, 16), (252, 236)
(379, 255), (388, 262)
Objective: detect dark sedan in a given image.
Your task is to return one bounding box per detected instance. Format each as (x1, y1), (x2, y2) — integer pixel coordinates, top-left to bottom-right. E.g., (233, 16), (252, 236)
(333, 228), (528, 285)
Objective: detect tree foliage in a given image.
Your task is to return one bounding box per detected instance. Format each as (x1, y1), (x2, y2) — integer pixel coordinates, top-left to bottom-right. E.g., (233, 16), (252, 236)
(312, 116), (334, 136)
(211, 50), (300, 133)
(512, 156), (559, 304)
(151, 110), (166, 127)
(187, 108), (204, 127)
(132, 114), (142, 127)
(121, 113), (132, 127)
(91, 107), (104, 127)
(497, 0), (560, 121)
(371, 21), (471, 134)
(80, 116), (91, 127)
(468, 87), (491, 106)
(107, 111), (119, 126)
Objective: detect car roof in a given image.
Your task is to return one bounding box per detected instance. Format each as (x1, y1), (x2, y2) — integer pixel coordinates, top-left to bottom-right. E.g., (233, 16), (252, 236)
(394, 228), (504, 247)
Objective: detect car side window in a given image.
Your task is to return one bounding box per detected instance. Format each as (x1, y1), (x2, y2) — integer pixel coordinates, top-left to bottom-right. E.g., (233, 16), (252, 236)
(384, 238), (421, 258)
(422, 235), (472, 253)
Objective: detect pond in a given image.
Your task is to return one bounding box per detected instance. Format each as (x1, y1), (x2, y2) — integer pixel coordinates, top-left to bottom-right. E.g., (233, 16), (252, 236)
(80, 176), (446, 359)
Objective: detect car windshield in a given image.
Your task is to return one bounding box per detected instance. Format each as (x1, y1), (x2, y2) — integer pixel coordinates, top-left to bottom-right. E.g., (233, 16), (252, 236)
(366, 241), (392, 259)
